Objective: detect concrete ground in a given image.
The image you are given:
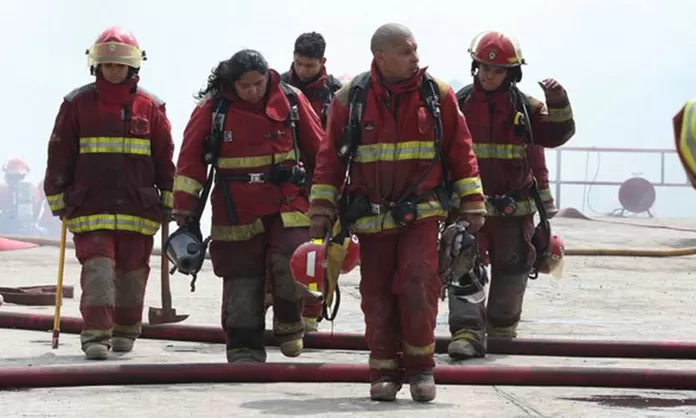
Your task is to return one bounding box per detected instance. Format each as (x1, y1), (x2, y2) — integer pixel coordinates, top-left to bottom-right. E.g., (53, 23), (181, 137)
(2, 216), (696, 417)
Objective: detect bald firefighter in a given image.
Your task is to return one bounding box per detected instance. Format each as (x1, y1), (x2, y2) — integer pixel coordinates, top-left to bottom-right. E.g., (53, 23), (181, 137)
(674, 98), (696, 188)
(448, 31), (575, 359)
(43, 26), (175, 360)
(309, 23), (486, 402)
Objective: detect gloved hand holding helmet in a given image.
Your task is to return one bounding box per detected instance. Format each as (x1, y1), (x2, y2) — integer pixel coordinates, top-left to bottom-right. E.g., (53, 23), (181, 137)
(438, 221), (489, 303)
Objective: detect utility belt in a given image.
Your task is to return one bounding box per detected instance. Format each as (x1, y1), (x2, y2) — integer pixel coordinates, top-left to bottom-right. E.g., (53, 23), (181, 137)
(486, 182), (537, 216)
(341, 187), (445, 228)
(213, 163), (307, 225)
(214, 163), (307, 187)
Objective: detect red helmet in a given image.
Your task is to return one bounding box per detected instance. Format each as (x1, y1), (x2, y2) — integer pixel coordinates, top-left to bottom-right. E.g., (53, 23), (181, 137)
(86, 26), (146, 71)
(290, 234), (361, 299)
(469, 31), (525, 68)
(3, 157), (29, 175)
(290, 239), (328, 301)
(537, 234), (565, 278)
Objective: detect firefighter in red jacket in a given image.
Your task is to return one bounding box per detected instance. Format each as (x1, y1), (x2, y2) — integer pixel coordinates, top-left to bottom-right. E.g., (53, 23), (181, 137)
(309, 23), (486, 403)
(448, 31), (575, 359)
(43, 26), (175, 360)
(172, 49), (324, 364)
(281, 32), (343, 128)
(278, 32), (342, 332)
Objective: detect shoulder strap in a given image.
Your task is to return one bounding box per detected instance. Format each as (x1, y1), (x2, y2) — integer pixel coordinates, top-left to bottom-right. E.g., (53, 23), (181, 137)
(455, 84), (474, 108)
(278, 82), (302, 163)
(280, 71), (290, 83)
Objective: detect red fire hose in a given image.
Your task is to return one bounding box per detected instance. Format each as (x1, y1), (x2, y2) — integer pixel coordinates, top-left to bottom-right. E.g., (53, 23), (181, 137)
(4, 311), (696, 360)
(1, 362), (696, 390)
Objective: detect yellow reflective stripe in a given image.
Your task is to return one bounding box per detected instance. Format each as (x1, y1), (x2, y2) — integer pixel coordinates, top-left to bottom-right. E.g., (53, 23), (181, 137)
(309, 184), (338, 205)
(352, 201), (446, 234)
(161, 191), (173, 209)
(368, 358), (400, 370)
(403, 341), (435, 356)
(66, 214), (160, 235)
(173, 175), (204, 197)
(547, 105), (574, 123)
(538, 187), (553, 203)
(211, 218), (265, 242)
(453, 177), (483, 198)
(79, 137), (151, 155)
(46, 193), (65, 211)
(217, 150), (296, 169)
(353, 141), (435, 163)
(281, 211), (310, 228)
(473, 143), (526, 159)
(679, 99), (696, 176)
(485, 198), (536, 216)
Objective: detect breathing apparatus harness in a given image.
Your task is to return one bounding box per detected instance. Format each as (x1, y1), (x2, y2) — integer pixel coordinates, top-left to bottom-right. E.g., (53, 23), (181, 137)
(164, 82), (304, 292)
(457, 81), (551, 279)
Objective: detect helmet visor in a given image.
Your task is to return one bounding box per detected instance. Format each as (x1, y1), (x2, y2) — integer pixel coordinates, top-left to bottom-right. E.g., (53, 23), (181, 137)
(88, 42), (143, 68)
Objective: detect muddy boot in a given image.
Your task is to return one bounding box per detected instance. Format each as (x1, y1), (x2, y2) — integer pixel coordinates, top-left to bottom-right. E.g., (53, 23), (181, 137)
(84, 343), (109, 360)
(303, 317), (319, 333)
(370, 377), (402, 402)
(448, 329), (486, 360)
(111, 337), (135, 353)
(409, 372), (436, 403)
(226, 348), (267, 363)
(487, 322), (519, 338)
(279, 337), (304, 358)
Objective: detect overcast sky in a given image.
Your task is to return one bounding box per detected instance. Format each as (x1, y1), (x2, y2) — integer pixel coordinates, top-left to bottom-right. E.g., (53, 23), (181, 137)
(2, 0), (693, 218)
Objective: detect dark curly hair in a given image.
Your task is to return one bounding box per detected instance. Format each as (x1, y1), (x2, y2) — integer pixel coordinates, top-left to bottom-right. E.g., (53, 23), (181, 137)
(196, 49), (269, 99)
(293, 32), (326, 59)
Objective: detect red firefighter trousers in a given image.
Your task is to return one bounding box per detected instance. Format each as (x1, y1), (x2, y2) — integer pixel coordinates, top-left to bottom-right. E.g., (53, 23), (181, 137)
(359, 219), (441, 382)
(73, 230), (154, 350)
(209, 214), (307, 355)
(448, 215), (536, 339)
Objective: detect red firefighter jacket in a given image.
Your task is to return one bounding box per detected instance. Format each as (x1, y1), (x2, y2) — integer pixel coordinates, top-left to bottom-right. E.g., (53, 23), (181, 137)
(43, 75), (176, 236)
(310, 62), (486, 235)
(172, 70), (324, 242)
(282, 66), (342, 128)
(460, 80), (575, 216)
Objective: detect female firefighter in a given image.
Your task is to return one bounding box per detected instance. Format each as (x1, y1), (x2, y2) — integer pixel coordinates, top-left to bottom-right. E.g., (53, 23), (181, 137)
(172, 49), (325, 363)
(448, 31), (576, 359)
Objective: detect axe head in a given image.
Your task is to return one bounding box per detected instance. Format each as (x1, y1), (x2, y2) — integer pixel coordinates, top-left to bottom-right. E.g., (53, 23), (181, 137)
(148, 306), (189, 325)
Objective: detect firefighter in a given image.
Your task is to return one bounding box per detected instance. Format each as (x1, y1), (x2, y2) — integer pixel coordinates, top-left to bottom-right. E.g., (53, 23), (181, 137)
(308, 23), (486, 402)
(43, 26), (175, 360)
(0, 157), (38, 236)
(674, 98), (696, 188)
(276, 32), (343, 332)
(448, 31), (575, 359)
(172, 49), (324, 364)
(281, 32), (343, 128)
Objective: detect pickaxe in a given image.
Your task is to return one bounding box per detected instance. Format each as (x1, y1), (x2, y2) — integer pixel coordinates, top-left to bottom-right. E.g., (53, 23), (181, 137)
(148, 221), (189, 324)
